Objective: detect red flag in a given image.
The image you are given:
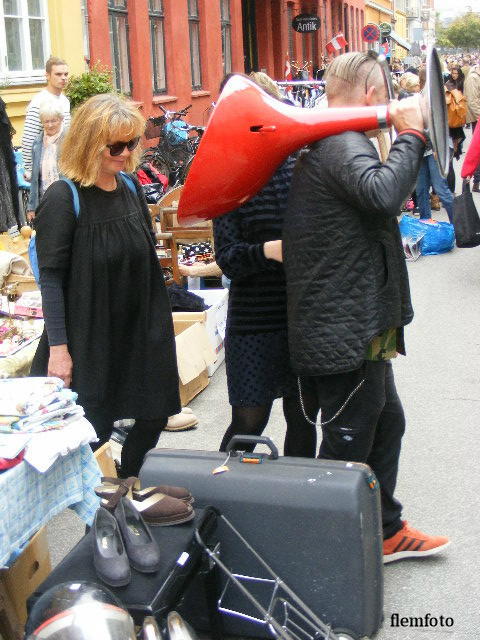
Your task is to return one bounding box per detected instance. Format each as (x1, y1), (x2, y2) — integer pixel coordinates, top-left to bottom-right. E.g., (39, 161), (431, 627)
(285, 53), (292, 82)
(326, 32), (348, 54)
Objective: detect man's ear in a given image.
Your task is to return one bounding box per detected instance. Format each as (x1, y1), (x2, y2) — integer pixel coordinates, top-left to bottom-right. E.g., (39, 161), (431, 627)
(365, 85), (377, 105)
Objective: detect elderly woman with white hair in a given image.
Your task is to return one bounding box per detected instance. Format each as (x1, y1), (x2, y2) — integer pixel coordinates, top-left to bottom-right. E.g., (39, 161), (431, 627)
(26, 101), (65, 222)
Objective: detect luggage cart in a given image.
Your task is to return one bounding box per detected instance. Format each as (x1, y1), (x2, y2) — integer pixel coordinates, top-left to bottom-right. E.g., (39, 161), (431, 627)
(195, 509), (358, 640)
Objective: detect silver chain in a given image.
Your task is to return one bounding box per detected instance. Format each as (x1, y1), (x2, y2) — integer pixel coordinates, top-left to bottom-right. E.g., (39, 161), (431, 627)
(297, 376), (365, 427)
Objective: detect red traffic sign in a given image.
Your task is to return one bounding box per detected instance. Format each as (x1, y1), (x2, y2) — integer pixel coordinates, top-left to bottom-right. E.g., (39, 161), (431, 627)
(362, 23), (380, 42)
(380, 42), (390, 55)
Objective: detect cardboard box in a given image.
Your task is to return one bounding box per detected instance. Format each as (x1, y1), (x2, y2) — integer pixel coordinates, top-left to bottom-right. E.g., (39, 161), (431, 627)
(0, 580), (22, 640)
(94, 442), (117, 478)
(174, 321), (216, 406)
(173, 288), (228, 376)
(0, 527), (51, 627)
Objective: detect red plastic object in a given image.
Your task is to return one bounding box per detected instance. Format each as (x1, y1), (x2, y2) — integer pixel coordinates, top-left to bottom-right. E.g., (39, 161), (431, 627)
(177, 74), (391, 224)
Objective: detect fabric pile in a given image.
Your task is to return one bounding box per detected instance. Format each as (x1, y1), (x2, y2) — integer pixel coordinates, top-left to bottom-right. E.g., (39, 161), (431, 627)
(0, 377), (97, 472)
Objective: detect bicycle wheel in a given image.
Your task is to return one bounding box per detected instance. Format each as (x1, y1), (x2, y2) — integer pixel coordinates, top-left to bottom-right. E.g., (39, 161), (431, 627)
(176, 154), (194, 185)
(141, 151), (170, 179)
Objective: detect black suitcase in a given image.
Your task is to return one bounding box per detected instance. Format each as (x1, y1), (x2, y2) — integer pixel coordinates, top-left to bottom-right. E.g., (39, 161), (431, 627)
(140, 436), (384, 639)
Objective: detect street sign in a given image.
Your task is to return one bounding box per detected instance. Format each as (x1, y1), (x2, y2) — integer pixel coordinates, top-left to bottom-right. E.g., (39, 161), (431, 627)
(379, 22), (392, 35)
(292, 13), (321, 32)
(380, 42), (390, 55)
(362, 23), (381, 43)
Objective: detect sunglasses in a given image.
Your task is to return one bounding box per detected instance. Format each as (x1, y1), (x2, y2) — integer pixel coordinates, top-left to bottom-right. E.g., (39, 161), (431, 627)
(106, 136), (140, 156)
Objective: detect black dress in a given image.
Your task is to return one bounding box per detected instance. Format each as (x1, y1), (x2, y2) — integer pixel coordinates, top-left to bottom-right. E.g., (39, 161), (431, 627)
(213, 157), (298, 407)
(31, 176), (180, 421)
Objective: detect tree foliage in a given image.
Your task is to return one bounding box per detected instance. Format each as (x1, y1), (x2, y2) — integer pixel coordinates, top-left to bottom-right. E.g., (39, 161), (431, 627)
(443, 13), (480, 50)
(65, 64), (116, 109)
(435, 15), (452, 48)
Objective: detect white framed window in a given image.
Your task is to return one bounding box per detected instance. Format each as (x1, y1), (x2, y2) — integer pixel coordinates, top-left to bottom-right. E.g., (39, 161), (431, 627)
(0, 0), (50, 85)
(188, 0), (201, 90)
(149, 0), (166, 94)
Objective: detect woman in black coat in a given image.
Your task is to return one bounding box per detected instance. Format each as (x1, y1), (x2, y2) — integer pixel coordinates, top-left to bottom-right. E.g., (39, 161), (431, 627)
(31, 94), (180, 478)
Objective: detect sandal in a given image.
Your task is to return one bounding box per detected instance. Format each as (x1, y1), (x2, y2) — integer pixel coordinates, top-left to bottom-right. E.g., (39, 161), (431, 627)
(96, 476), (194, 505)
(130, 493), (194, 526)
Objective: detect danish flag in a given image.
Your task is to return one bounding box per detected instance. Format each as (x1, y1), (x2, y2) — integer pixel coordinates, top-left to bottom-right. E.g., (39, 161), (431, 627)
(285, 53), (292, 82)
(326, 33), (348, 55)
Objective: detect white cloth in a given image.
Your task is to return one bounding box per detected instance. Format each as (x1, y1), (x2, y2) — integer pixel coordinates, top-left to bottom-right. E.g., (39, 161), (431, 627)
(0, 377), (64, 416)
(0, 251), (32, 287)
(23, 416), (98, 472)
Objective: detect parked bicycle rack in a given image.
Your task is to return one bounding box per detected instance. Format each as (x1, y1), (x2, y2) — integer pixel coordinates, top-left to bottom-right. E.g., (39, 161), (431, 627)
(194, 511), (357, 640)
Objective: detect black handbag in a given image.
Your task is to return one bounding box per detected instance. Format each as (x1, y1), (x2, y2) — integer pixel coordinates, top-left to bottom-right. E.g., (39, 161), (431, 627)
(452, 181), (480, 248)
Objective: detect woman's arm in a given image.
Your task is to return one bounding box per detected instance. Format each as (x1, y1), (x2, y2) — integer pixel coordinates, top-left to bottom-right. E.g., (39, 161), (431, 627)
(35, 181), (77, 386)
(213, 209), (281, 280)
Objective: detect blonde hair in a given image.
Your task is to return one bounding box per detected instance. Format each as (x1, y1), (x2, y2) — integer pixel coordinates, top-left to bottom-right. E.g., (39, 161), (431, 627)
(59, 93), (145, 187)
(249, 71), (283, 100)
(325, 51), (383, 101)
(401, 72), (420, 93)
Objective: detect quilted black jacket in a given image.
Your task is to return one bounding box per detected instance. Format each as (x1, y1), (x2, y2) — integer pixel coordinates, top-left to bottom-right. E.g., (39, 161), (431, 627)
(283, 131), (425, 376)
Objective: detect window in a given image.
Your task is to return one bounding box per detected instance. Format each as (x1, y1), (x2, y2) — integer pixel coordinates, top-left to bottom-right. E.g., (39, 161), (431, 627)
(188, 0), (201, 89)
(220, 0), (231, 75)
(108, 0), (131, 94)
(0, 0), (49, 83)
(287, 3), (294, 59)
(149, 0), (166, 93)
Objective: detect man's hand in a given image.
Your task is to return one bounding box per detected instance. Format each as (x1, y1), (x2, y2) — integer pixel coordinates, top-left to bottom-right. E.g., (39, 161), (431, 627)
(24, 170), (31, 182)
(264, 239), (282, 262)
(389, 96), (424, 134)
(48, 345), (73, 388)
(26, 211), (35, 223)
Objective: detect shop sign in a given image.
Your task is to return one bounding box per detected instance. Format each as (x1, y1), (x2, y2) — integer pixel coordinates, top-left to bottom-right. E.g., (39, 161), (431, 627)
(379, 22), (392, 35)
(292, 13), (321, 32)
(362, 23), (381, 42)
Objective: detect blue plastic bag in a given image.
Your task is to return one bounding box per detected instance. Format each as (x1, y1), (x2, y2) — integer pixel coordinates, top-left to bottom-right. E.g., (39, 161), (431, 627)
(399, 215), (455, 256)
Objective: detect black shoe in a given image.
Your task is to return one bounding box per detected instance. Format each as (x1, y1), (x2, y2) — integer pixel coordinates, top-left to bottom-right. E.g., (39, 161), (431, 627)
(473, 182), (480, 193)
(92, 506), (131, 587)
(114, 497), (161, 573)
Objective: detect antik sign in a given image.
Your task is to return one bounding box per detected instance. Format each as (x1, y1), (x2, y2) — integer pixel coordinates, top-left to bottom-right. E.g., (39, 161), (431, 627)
(292, 14), (321, 32)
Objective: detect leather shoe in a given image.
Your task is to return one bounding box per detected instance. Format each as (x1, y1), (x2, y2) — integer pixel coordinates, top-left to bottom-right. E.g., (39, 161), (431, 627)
(473, 182), (480, 193)
(114, 497), (162, 573)
(92, 506), (130, 587)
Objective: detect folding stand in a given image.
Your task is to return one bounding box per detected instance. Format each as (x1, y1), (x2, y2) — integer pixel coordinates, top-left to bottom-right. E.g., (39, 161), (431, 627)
(194, 510), (357, 640)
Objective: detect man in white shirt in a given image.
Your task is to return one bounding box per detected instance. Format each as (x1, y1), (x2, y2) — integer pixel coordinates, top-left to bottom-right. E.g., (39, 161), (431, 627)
(22, 56), (71, 180)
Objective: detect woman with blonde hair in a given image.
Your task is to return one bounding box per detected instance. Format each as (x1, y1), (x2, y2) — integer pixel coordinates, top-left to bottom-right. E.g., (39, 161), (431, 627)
(31, 94), (185, 487)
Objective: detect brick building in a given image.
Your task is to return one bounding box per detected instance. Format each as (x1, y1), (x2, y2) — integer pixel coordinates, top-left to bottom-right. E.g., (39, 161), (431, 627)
(84, 0), (367, 127)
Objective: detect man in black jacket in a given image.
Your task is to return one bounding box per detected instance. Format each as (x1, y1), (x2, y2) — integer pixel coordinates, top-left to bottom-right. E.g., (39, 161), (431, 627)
(283, 51), (450, 563)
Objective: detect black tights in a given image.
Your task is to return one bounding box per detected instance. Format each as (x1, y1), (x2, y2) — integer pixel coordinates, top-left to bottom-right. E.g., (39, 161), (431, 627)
(86, 407), (167, 477)
(219, 388), (319, 457)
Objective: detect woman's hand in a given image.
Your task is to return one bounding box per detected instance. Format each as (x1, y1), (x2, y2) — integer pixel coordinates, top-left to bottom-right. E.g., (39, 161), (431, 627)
(48, 345), (73, 388)
(26, 211), (35, 223)
(264, 240), (283, 262)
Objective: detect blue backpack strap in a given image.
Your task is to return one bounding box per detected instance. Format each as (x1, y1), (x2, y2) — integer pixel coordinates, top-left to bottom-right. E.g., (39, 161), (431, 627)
(60, 177), (81, 218)
(120, 171), (137, 195)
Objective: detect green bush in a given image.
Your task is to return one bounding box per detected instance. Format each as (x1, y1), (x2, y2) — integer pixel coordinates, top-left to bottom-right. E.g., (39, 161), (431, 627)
(65, 64), (117, 109)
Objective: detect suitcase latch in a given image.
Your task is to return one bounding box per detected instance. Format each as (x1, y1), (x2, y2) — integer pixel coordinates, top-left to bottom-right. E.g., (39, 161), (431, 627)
(239, 452), (264, 464)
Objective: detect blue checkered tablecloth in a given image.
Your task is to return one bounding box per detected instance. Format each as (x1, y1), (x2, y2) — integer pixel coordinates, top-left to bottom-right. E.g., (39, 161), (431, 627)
(0, 445), (101, 567)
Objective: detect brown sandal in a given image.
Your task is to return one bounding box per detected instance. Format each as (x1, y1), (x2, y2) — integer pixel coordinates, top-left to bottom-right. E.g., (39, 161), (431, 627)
(96, 476), (193, 505)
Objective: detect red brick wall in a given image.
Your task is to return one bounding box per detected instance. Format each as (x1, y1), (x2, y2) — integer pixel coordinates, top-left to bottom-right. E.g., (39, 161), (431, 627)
(86, 0), (245, 127)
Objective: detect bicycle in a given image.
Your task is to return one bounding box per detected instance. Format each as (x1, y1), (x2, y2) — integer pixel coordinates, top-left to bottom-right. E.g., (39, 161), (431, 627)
(141, 104), (205, 187)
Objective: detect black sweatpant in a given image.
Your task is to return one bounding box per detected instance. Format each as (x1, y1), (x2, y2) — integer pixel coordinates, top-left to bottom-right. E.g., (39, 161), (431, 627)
(301, 361), (405, 539)
(85, 407), (167, 478)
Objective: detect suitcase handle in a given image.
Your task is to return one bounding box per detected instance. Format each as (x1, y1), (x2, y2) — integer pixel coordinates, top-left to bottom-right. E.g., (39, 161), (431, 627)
(225, 435), (279, 460)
